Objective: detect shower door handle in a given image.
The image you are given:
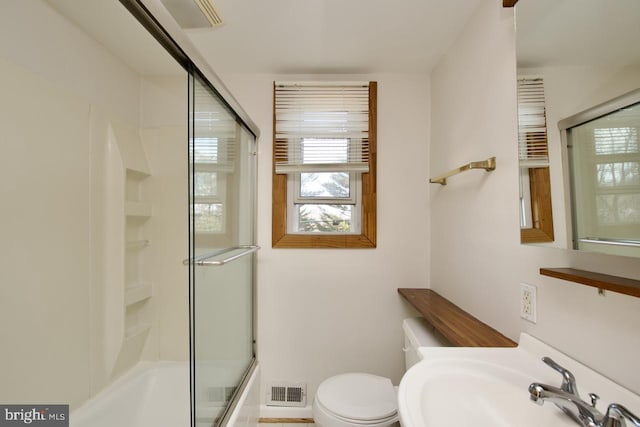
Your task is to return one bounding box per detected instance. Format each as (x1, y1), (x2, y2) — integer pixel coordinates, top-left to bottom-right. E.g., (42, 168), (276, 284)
(182, 245), (260, 266)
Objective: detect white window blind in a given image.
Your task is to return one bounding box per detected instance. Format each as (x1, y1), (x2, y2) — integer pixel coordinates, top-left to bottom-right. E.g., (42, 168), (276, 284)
(274, 81), (370, 174)
(518, 77), (549, 168)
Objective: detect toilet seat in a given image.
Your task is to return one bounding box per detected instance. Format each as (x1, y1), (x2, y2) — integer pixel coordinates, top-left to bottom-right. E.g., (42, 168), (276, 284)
(315, 373), (397, 423)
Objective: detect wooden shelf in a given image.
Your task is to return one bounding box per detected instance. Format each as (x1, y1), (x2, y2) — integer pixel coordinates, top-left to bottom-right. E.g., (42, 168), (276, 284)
(398, 288), (517, 347)
(540, 268), (640, 298)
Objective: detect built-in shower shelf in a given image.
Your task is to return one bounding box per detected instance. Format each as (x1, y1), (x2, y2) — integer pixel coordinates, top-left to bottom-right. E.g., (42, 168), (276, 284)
(125, 201), (152, 217)
(126, 167), (150, 179)
(126, 239), (150, 249)
(125, 284), (153, 306)
(125, 323), (152, 340)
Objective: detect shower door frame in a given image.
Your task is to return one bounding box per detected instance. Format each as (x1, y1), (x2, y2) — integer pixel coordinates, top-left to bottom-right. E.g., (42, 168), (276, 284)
(118, 2), (260, 426)
(188, 70), (259, 426)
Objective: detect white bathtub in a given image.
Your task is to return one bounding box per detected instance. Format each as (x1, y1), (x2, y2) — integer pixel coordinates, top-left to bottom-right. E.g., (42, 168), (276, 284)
(70, 362), (190, 427)
(69, 361), (259, 427)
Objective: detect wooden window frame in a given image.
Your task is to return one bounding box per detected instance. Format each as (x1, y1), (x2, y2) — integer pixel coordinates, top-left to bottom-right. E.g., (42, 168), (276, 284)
(518, 77), (554, 244)
(521, 166), (555, 243)
(272, 82), (377, 248)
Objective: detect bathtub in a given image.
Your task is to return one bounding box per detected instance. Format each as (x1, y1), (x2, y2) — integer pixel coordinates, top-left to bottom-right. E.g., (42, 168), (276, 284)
(70, 361), (259, 427)
(70, 362), (190, 427)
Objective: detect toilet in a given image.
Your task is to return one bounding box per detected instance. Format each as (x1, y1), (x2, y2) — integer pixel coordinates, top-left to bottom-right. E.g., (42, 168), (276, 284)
(312, 318), (448, 427)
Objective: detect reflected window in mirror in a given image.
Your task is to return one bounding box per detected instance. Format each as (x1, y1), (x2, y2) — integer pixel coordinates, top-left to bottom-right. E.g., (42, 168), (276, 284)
(565, 96), (640, 256)
(518, 77), (555, 243)
(515, 0), (640, 256)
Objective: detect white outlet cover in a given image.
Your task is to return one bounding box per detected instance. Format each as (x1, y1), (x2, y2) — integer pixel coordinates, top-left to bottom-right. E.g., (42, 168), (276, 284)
(520, 283), (537, 323)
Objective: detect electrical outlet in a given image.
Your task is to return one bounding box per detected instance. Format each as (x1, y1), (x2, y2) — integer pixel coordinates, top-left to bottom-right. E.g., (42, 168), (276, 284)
(520, 283), (537, 323)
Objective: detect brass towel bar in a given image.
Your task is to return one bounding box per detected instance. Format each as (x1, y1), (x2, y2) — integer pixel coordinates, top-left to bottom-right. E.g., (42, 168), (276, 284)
(429, 157), (496, 185)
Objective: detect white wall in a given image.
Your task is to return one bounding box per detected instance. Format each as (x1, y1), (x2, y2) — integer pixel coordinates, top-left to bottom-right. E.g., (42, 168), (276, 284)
(0, 54), (93, 409)
(140, 77), (190, 363)
(0, 1), (140, 127)
(0, 0), (142, 408)
(430, 0), (640, 395)
(218, 72), (431, 405)
(0, 0), (188, 408)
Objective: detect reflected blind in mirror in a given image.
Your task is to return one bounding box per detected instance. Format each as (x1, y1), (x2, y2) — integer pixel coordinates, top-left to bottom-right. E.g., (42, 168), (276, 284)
(518, 77), (549, 168)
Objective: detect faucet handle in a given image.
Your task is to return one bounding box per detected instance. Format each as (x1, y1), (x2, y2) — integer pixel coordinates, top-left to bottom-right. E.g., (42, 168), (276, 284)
(602, 403), (640, 427)
(588, 393), (600, 408)
(542, 357), (579, 396)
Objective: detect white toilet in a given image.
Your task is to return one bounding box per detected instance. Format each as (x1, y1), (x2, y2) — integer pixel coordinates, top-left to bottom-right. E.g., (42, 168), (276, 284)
(312, 318), (448, 427)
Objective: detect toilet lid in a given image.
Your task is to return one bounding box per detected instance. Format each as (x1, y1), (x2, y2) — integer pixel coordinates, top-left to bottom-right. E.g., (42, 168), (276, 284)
(316, 373), (397, 421)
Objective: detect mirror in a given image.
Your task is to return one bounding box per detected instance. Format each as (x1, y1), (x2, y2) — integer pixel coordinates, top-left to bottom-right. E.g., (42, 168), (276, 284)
(515, 0), (640, 256)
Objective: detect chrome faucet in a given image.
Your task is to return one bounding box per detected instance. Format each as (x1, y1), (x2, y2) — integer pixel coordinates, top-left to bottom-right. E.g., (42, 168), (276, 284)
(528, 357), (640, 427)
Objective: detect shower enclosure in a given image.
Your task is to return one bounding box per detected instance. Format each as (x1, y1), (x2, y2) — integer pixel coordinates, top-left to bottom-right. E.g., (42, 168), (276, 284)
(121, 2), (261, 425)
(0, 1), (259, 426)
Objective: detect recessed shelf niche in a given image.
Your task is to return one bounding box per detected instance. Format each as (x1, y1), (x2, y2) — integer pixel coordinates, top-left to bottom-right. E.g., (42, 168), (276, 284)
(124, 168), (153, 341)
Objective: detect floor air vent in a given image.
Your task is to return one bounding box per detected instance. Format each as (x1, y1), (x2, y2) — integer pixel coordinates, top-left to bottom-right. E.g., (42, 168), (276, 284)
(267, 382), (306, 407)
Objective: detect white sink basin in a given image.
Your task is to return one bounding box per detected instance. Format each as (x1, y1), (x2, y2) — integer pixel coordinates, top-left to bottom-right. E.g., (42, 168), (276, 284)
(398, 334), (640, 427)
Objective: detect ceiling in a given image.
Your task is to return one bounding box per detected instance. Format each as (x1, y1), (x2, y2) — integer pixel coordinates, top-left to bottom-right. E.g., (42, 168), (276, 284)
(45, 0), (640, 78)
(184, 0), (485, 74)
(46, 0), (487, 76)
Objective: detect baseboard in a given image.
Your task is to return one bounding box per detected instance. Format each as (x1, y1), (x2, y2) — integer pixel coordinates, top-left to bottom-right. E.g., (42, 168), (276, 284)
(258, 418), (314, 424)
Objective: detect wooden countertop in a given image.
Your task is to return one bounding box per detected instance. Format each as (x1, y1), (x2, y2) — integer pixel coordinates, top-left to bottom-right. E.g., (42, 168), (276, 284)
(398, 288), (517, 347)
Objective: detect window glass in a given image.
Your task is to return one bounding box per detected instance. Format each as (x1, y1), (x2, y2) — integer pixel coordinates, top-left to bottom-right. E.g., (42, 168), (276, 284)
(296, 204), (354, 233)
(300, 172), (350, 198)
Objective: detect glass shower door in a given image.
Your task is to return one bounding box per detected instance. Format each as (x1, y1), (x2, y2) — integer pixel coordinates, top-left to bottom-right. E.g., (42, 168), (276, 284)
(189, 75), (257, 427)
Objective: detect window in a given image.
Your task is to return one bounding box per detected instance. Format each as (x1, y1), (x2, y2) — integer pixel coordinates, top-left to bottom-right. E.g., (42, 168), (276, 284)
(518, 77), (554, 243)
(272, 81), (377, 248)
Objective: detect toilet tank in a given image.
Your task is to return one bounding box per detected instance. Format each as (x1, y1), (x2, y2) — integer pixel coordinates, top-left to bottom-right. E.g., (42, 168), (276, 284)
(402, 317), (449, 370)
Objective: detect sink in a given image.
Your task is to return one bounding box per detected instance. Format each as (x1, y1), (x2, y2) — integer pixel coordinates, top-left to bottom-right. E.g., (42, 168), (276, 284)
(400, 358), (574, 426)
(398, 334), (640, 427)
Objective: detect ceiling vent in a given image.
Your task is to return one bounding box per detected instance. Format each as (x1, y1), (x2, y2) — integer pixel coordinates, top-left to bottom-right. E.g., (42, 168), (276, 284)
(161, 0), (224, 29)
(193, 0), (224, 27)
